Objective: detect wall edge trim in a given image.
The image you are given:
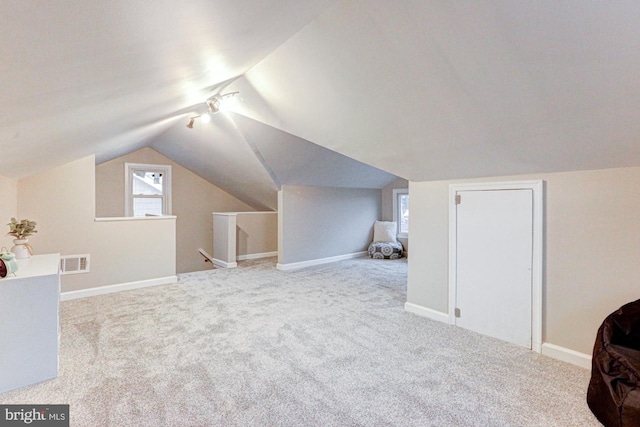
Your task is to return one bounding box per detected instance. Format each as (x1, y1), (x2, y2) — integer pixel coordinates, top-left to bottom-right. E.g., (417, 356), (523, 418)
(541, 342), (591, 369)
(236, 251), (278, 261)
(60, 276), (177, 301)
(276, 251), (367, 271)
(212, 258), (238, 269)
(404, 302), (450, 324)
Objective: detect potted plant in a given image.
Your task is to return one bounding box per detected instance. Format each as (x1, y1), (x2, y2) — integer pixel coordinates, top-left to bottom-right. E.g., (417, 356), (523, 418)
(7, 218), (37, 259)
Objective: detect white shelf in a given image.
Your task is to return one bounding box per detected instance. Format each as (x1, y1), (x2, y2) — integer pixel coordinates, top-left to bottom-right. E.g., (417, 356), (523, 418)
(3, 253), (60, 279)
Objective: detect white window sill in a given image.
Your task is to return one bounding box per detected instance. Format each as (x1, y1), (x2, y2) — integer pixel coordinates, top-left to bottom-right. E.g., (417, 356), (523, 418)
(94, 215), (177, 222)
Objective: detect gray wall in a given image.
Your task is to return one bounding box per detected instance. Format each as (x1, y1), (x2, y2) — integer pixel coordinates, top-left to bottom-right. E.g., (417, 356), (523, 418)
(381, 177), (409, 252)
(279, 185), (381, 265)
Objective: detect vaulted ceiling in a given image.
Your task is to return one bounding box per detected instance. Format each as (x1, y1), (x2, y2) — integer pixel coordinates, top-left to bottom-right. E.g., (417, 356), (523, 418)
(3, 1), (640, 209)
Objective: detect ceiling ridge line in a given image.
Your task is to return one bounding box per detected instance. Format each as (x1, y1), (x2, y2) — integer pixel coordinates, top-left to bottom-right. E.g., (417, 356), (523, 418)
(228, 113), (282, 190)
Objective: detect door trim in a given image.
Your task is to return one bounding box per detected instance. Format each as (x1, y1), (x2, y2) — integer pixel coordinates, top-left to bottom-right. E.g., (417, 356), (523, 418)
(448, 180), (544, 352)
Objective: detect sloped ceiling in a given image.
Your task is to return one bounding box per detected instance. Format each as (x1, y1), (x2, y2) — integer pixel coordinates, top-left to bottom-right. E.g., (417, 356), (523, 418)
(232, 1), (640, 181)
(3, 1), (640, 207)
(0, 0), (334, 179)
(149, 112), (280, 211)
(232, 114), (398, 190)
(149, 112), (400, 210)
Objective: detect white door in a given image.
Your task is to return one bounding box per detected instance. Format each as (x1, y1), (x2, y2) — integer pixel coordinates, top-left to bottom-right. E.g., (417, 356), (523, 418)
(454, 189), (533, 348)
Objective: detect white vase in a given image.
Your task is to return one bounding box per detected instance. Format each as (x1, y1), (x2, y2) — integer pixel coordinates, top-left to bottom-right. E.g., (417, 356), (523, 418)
(11, 239), (32, 259)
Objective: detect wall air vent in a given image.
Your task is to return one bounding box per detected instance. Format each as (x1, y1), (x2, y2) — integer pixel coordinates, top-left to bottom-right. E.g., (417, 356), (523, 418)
(60, 255), (90, 275)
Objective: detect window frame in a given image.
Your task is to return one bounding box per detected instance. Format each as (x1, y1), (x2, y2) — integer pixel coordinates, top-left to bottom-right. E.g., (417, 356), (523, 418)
(124, 163), (172, 217)
(392, 188), (409, 239)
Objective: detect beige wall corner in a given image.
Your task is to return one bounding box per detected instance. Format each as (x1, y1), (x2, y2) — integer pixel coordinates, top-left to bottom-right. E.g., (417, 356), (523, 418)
(17, 155), (176, 292)
(236, 212), (278, 257)
(0, 174), (18, 249)
(96, 147), (258, 273)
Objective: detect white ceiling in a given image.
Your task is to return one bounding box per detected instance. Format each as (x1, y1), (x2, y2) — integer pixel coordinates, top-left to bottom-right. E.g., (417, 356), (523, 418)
(235, 1), (640, 181)
(0, 0), (334, 179)
(3, 1), (640, 207)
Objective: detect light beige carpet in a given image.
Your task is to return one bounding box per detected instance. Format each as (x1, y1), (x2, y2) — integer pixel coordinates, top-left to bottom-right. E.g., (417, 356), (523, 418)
(0, 257), (600, 426)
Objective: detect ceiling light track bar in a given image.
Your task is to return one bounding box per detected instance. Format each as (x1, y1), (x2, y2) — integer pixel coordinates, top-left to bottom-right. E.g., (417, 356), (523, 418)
(186, 91), (240, 128)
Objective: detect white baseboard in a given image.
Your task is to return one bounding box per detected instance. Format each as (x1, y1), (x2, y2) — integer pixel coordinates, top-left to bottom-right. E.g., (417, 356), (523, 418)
(404, 302), (450, 324)
(61, 276), (178, 301)
(541, 343), (592, 369)
(277, 251), (367, 271)
(404, 301), (592, 369)
(236, 251), (277, 261)
(212, 258), (237, 269)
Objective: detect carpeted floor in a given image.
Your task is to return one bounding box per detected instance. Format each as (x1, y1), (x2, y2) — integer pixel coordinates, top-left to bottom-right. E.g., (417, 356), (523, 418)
(1, 257), (600, 426)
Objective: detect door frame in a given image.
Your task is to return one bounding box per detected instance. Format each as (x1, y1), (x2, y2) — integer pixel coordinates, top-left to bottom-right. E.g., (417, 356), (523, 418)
(448, 180), (544, 352)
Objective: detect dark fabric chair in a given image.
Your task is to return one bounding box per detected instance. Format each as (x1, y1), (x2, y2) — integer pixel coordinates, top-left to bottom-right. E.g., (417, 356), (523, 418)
(587, 299), (640, 426)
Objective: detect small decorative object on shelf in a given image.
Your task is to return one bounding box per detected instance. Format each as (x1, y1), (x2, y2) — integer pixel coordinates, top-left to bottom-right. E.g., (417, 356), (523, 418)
(0, 248), (18, 277)
(7, 218), (37, 259)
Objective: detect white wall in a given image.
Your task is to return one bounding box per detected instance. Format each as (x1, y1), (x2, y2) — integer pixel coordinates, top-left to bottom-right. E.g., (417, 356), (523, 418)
(18, 155), (176, 292)
(212, 213), (236, 266)
(278, 185), (381, 265)
(0, 174), (17, 249)
(407, 166), (640, 356)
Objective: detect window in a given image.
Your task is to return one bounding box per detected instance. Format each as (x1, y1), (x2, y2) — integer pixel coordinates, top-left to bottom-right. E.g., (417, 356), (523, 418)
(393, 189), (409, 238)
(125, 163), (172, 217)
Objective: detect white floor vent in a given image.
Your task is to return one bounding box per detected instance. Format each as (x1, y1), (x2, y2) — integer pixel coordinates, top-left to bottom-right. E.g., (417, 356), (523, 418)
(60, 255), (90, 275)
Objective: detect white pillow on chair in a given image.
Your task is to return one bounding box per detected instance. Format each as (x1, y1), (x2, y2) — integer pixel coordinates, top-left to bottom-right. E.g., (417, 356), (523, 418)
(373, 221), (398, 242)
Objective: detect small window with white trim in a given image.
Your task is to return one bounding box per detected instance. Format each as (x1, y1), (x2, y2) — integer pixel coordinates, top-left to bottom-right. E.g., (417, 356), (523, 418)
(125, 163), (172, 217)
(393, 189), (409, 238)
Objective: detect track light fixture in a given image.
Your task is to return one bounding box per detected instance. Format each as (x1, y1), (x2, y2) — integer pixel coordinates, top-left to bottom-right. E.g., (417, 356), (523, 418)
(186, 117), (198, 128)
(186, 91), (239, 129)
(207, 99), (220, 114)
